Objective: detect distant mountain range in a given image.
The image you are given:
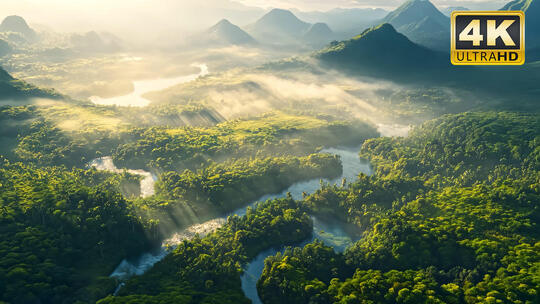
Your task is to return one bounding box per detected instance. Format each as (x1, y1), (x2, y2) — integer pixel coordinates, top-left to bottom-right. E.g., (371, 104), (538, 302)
(205, 19), (256, 46)
(246, 9), (310, 40)
(379, 0), (539, 53)
(501, 0), (539, 49)
(0, 39), (12, 56)
(0, 15), (127, 55)
(315, 23), (448, 81)
(194, 9), (335, 48)
(0, 15), (38, 44)
(246, 9), (334, 46)
(220, 0), (536, 54)
(381, 0), (450, 52)
(293, 8), (388, 32)
(312, 18), (539, 101)
(304, 23), (334, 46)
(0, 15), (37, 41)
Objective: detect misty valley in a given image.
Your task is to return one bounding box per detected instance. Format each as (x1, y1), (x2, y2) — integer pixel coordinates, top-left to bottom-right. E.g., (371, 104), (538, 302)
(0, 0), (539, 304)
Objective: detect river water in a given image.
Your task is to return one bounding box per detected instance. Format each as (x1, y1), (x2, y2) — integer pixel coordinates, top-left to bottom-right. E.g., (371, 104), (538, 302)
(90, 122), (411, 298)
(238, 147), (371, 304)
(100, 146), (371, 299)
(89, 156), (157, 197)
(89, 63), (209, 107)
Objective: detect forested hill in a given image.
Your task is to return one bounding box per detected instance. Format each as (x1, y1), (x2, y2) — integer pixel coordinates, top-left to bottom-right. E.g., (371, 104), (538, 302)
(313, 23), (540, 105)
(0, 65), (62, 100)
(94, 111), (539, 304)
(315, 23), (449, 81)
(0, 106), (377, 303)
(362, 111), (540, 185)
(257, 112), (539, 304)
(0, 66), (13, 81)
(501, 0), (540, 49)
(0, 161), (155, 303)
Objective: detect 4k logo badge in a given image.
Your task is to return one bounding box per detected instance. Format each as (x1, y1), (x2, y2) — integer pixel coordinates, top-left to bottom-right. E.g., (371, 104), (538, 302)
(451, 11), (525, 65)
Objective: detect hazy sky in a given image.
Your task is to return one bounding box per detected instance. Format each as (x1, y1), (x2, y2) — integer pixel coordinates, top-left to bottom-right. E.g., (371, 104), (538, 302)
(237, 0), (506, 10)
(0, 0), (263, 41)
(0, 0), (508, 38)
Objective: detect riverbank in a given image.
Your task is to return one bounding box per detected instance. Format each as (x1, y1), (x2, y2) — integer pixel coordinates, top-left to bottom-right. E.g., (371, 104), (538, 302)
(104, 146), (371, 300)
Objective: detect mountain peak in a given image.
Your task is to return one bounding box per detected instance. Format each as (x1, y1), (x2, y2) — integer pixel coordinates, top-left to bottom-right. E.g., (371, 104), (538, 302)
(256, 8), (308, 26)
(501, 0), (539, 49)
(372, 22), (396, 32)
(310, 23), (332, 30)
(320, 23), (406, 55)
(266, 8), (297, 17)
(304, 22), (334, 45)
(1, 15), (30, 30)
(215, 19), (232, 26)
(315, 22), (446, 81)
(355, 23), (398, 38)
(206, 19), (255, 45)
(501, 0), (536, 11)
(209, 19), (234, 31)
(383, 0), (447, 28)
(306, 22), (333, 36)
(249, 8), (310, 40)
(381, 0), (449, 51)
(406, 0), (438, 5)
(0, 15), (36, 39)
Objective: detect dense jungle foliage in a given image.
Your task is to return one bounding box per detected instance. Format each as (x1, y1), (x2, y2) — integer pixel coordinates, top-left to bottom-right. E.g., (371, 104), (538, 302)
(1, 7), (539, 303)
(0, 66), (62, 99)
(1, 93), (538, 304)
(134, 153), (342, 236)
(98, 198), (313, 304)
(0, 160), (155, 303)
(91, 112), (539, 303)
(0, 106), (377, 170)
(0, 103), (369, 303)
(257, 112), (540, 304)
(111, 112), (377, 171)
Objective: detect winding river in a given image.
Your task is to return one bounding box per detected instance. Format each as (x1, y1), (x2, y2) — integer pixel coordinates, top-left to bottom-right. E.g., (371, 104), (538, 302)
(89, 122), (411, 299)
(93, 147), (372, 299)
(89, 63), (209, 107)
(89, 156), (157, 197)
(238, 147), (371, 304)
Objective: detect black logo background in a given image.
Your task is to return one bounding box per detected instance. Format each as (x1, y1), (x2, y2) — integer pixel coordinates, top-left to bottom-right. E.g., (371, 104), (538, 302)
(455, 15), (521, 50)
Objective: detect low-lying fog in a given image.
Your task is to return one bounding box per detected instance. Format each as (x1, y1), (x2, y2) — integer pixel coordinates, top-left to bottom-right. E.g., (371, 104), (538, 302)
(0, 0), (479, 129)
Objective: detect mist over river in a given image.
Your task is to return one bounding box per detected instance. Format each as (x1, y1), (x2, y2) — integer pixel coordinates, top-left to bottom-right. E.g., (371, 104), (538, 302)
(239, 147), (371, 304)
(89, 157), (157, 197)
(237, 123), (410, 303)
(89, 124), (408, 298)
(104, 146), (372, 298)
(89, 64), (208, 107)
